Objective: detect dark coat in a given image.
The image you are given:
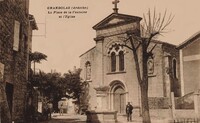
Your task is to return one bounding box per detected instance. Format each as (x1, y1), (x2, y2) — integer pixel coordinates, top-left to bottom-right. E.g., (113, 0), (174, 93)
(126, 104), (133, 114)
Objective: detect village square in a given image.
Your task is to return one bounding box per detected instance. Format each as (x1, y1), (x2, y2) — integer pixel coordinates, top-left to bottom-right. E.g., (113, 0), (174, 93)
(0, 0), (200, 123)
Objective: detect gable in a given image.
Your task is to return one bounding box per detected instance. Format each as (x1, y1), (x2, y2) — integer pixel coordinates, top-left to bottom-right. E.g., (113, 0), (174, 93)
(93, 13), (142, 30)
(177, 31), (200, 49)
(182, 38), (200, 56)
(107, 18), (125, 25)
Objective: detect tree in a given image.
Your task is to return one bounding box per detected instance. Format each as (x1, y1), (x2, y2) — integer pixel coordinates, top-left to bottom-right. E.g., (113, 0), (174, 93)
(122, 9), (174, 123)
(28, 51), (47, 104)
(33, 71), (64, 112)
(29, 51), (47, 75)
(25, 51), (47, 121)
(63, 68), (87, 113)
(79, 80), (90, 114)
(64, 69), (82, 98)
(33, 68), (89, 113)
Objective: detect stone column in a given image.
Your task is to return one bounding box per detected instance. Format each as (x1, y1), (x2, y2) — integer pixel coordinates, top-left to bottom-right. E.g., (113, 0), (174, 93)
(94, 86), (109, 111)
(94, 37), (104, 86)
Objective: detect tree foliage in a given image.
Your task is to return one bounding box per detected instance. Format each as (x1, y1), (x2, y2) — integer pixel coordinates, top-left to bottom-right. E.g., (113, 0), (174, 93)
(29, 51), (47, 63)
(32, 68), (89, 113)
(63, 69), (90, 113)
(29, 51), (47, 76)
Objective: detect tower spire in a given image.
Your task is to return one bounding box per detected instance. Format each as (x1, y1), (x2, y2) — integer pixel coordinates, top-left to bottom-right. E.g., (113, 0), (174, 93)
(112, 0), (120, 13)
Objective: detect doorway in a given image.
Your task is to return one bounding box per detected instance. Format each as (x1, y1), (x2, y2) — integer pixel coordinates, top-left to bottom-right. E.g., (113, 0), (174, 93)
(113, 86), (126, 114)
(6, 83), (14, 114)
(110, 81), (126, 114)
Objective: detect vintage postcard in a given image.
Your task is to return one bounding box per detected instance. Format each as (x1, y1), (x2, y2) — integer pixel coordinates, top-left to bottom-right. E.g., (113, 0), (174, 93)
(0, 0), (200, 123)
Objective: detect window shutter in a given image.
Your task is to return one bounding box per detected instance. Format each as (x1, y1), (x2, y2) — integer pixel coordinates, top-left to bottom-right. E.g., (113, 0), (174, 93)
(13, 20), (20, 51)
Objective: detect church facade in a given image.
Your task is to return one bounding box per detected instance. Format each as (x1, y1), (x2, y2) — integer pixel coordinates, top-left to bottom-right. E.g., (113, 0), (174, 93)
(80, 11), (180, 114)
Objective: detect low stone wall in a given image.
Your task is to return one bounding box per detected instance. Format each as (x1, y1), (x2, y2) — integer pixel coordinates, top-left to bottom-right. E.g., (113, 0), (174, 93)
(175, 93), (194, 109)
(118, 109), (172, 123)
(148, 97), (169, 109)
(86, 110), (117, 123)
(132, 108), (141, 117)
(150, 109), (172, 119)
(174, 109), (195, 118)
(172, 118), (199, 123)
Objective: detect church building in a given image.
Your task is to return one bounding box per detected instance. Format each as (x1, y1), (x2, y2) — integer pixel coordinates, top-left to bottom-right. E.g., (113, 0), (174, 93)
(80, 1), (180, 115)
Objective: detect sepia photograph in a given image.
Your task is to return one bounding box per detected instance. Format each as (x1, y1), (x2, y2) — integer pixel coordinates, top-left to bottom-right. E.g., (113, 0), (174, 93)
(0, 0), (200, 123)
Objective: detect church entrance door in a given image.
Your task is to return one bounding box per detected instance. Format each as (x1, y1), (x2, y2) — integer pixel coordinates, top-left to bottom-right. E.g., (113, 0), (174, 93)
(113, 86), (125, 114)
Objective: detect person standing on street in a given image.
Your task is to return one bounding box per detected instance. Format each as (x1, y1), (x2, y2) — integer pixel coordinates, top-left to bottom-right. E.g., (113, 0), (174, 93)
(43, 102), (49, 120)
(126, 102), (133, 122)
(27, 103), (36, 123)
(47, 101), (53, 119)
(59, 103), (64, 116)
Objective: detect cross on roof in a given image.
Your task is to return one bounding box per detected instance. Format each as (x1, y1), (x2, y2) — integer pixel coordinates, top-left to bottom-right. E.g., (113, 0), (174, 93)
(112, 0), (120, 13)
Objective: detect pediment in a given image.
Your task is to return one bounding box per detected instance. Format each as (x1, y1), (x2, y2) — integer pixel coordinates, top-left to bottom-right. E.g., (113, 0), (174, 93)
(107, 18), (125, 25)
(93, 13), (142, 30)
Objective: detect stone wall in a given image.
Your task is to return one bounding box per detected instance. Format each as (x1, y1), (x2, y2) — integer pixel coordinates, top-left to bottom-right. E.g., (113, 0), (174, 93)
(0, 1), (31, 122)
(175, 92), (194, 109)
(148, 42), (165, 97)
(150, 109), (171, 119)
(182, 37), (200, 95)
(162, 43), (181, 97)
(148, 97), (170, 109)
(80, 47), (97, 110)
(175, 110), (196, 118)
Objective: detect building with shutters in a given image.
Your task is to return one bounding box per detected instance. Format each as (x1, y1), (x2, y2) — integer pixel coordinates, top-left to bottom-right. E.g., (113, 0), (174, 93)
(0, 0), (37, 122)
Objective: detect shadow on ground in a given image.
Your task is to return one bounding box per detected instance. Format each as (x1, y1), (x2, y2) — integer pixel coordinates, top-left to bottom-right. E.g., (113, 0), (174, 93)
(39, 114), (87, 123)
(40, 118), (86, 123)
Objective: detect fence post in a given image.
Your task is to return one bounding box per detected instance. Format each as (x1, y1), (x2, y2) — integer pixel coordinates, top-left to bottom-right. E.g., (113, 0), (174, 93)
(171, 92), (176, 119)
(194, 90), (200, 119)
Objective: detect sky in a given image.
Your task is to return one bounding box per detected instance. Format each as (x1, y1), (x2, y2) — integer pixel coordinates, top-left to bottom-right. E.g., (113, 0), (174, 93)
(29, 0), (200, 74)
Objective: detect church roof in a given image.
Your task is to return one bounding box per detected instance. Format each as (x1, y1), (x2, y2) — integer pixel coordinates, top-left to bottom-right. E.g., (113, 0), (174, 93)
(177, 31), (200, 49)
(152, 40), (176, 47)
(93, 13), (142, 30)
(79, 46), (96, 57)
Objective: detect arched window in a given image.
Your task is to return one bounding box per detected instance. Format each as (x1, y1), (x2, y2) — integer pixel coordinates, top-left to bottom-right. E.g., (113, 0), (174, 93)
(119, 51), (124, 71)
(108, 43), (126, 72)
(85, 61), (91, 80)
(111, 52), (116, 72)
(173, 59), (177, 78)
